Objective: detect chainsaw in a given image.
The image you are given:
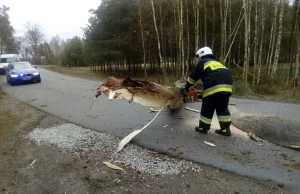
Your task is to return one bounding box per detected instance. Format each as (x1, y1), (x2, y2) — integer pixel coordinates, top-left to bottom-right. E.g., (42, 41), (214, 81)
(180, 88), (203, 103)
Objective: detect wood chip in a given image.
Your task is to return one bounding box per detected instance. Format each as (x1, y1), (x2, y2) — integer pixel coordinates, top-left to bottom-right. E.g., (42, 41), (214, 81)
(88, 96), (97, 111)
(29, 159), (36, 167)
(204, 141), (216, 147)
(163, 125), (168, 128)
(284, 145), (300, 150)
(184, 107), (200, 113)
(248, 132), (260, 142)
(103, 162), (125, 172)
(149, 108), (168, 112)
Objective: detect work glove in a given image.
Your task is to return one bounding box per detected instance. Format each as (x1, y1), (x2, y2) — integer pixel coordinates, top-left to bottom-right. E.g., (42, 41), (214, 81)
(180, 88), (187, 96)
(184, 82), (192, 93)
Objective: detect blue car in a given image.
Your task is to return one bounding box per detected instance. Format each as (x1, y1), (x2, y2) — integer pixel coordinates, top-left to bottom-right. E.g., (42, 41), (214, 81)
(6, 62), (41, 85)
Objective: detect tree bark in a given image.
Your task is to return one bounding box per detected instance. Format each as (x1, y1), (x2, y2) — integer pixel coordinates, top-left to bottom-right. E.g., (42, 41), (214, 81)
(137, 0), (147, 80)
(204, 0), (207, 46)
(194, 0), (200, 53)
(243, 0), (252, 82)
(224, 10), (244, 62)
(180, 0), (185, 77)
(173, 0), (179, 77)
(287, 0), (299, 86)
(267, 1), (278, 77)
(212, 0), (216, 50)
(294, 31), (300, 94)
(252, 0), (259, 86)
(186, 0), (190, 75)
(151, 0), (166, 82)
(271, 0), (284, 81)
(257, 0), (266, 84)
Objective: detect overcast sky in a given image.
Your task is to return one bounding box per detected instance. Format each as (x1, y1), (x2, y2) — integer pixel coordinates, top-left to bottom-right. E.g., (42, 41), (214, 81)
(1, 0), (101, 41)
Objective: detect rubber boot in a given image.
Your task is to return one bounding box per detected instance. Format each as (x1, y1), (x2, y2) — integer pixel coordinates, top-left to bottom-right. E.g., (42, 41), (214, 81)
(195, 126), (208, 134)
(215, 128), (231, 136)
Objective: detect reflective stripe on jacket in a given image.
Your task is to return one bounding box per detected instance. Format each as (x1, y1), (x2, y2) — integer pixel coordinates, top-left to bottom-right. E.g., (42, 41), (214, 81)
(186, 56), (233, 98)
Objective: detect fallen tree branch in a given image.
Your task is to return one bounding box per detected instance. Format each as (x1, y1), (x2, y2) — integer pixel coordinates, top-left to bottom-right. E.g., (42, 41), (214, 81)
(117, 107), (165, 152)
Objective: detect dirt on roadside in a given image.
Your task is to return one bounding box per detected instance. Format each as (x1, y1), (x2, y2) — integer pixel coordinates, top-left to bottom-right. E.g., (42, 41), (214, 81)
(0, 88), (293, 194)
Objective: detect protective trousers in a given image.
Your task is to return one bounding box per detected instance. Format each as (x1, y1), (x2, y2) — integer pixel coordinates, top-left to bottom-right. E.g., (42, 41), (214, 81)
(199, 93), (231, 131)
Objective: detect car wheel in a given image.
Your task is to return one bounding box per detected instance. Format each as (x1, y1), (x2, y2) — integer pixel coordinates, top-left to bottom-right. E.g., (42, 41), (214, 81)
(37, 79), (41, 83)
(7, 78), (12, 85)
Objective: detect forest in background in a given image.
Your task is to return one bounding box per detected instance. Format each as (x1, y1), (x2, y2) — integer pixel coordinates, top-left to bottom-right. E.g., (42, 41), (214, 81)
(83, 0), (300, 87)
(1, 0), (300, 95)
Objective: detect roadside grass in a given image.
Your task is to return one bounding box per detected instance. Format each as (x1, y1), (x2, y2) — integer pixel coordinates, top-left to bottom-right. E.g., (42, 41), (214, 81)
(43, 64), (300, 103)
(0, 89), (21, 142)
(43, 65), (107, 81)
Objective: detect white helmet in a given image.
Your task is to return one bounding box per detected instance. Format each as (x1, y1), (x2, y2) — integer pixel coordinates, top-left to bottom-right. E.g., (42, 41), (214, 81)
(196, 47), (213, 58)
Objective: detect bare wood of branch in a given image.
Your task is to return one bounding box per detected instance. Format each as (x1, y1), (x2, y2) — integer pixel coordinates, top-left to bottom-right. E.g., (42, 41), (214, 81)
(117, 107), (165, 152)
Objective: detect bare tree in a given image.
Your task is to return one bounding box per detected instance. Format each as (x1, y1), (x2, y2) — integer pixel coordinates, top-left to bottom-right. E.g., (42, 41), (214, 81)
(185, 0), (190, 75)
(204, 0), (207, 45)
(24, 22), (44, 63)
(212, 0), (216, 50)
(271, 0), (284, 81)
(151, 0), (166, 81)
(243, 0), (252, 82)
(224, 9), (244, 63)
(137, 0), (147, 80)
(50, 35), (63, 65)
(257, 0), (266, 84)
(287, 0), (299, 86)
(180, 0), (185, 77)
(194, 0), (200, 53)
(267, 1), (278, 76)
(220, 0), (229, 61)
(295, 30), (300, 94)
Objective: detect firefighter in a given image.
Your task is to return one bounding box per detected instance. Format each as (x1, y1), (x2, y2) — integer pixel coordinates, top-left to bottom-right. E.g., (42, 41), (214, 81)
(185, 47), (233, 136)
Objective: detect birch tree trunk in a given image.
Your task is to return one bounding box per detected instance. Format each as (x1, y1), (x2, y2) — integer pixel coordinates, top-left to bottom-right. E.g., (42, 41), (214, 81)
(257, 0), (266, 84)
(252, 0), (259, 86)
(151, 0), (166, 81)
(177, 0), (182, 76)
(220, 0), (224, 59)
(204, 0), (207, 45)
(180, 0), (185, 77)
(243, 0), (251, 82)
(287, 0), (299, 86)
(186, 0), (190, 75)
(137, 0), (147, 80)
(224, 10), (244, 62)
(194, 0), (200, 53)
(220, 0), (229, 61)
(271, 0), (284, 81)
(173, 0), (179, 77)
(228, 0), (232, 67)
(212, 0), (216, 50)
(267, 1), (278, 77)
(295, 31), (300, 94)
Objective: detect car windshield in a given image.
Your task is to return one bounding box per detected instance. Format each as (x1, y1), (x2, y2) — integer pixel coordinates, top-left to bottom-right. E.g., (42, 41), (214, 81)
(13, 63), (33, 70)
(0, 57), (16, 63)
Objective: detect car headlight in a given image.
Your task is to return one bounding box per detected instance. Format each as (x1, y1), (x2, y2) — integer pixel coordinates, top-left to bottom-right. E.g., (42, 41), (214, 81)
(11, 74), (18, 78)
(33, 72), (40, 75)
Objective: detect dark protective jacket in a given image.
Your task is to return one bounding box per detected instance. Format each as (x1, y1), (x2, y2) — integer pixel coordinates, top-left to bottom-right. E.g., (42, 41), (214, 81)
(185, 55), (233, 98)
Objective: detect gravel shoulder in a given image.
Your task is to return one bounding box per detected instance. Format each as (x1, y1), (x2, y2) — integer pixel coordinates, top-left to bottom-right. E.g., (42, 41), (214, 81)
(0, 85), (293, 193)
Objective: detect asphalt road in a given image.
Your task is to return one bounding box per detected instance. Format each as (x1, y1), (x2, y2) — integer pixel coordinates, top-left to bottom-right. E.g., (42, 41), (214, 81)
(1, 68), (300, 191)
